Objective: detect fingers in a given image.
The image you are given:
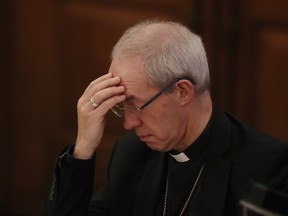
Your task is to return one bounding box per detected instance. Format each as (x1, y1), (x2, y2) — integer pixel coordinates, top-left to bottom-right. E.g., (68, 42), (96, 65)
(78, 73), (126, 111)
(75, 73), (126, 159)
(82, 73), (121, 100)
(90, 85), (125, 108)
(82, 73), (113, 96)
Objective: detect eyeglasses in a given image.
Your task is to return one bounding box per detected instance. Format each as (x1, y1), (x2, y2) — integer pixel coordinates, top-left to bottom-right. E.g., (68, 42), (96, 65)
(111, 77), (195, 118)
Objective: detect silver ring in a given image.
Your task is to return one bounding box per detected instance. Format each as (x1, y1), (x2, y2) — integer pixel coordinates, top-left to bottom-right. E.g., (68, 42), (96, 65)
(90, 98), (99, 108)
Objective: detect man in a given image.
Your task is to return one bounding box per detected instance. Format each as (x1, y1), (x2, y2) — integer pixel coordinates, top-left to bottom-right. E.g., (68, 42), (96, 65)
(42, 20), (288, 216)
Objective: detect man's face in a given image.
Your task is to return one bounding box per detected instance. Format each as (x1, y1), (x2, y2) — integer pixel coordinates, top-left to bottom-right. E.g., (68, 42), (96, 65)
(108, 58), (187, 152)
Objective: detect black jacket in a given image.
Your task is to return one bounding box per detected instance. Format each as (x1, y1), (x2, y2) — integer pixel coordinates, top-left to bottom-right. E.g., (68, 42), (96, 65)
(41, 108), (288, 216)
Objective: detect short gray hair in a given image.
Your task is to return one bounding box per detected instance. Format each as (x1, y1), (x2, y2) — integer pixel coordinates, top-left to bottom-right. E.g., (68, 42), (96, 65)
(111, 20), (210, 94)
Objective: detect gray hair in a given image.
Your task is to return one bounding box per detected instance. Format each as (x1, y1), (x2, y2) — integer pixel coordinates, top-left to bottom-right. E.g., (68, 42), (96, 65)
(111, 20), (210, 94)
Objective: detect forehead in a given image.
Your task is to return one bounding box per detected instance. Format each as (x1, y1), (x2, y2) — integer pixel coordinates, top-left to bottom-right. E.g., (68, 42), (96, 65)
(108, 58), (152, 92)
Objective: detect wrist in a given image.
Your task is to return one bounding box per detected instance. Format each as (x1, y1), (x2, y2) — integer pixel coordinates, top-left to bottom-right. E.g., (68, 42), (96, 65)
(73, 142), (96, 160)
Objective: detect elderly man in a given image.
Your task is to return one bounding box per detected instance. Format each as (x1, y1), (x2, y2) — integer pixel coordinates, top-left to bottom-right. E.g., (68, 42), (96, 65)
(42, 20), (288, 216)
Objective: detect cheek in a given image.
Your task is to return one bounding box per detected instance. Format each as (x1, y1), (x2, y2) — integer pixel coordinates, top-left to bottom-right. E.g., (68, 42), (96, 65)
(143, 98), (179, 131)
(148, 111), (178, 135)
(161, 104), (179, 122)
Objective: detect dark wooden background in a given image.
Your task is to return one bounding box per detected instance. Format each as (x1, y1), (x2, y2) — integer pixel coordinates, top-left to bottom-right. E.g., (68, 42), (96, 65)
(1, 0), (288, 215)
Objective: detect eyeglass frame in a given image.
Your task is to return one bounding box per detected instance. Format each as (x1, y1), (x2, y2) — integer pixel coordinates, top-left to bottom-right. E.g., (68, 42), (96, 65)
(111, 77), (196, 118)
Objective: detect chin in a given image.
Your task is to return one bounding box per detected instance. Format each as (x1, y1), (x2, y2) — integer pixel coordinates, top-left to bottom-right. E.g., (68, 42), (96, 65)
(144, 141), (169, 152)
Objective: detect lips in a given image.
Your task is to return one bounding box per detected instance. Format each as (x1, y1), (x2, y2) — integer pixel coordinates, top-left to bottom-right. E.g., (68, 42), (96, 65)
(137, 134), (150, 141)
(138, 135), (148, 139)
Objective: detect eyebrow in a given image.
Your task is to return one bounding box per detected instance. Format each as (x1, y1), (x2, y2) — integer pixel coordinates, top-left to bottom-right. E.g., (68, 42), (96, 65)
(124, 94), (145, 106)
(124, 95), (135, 103)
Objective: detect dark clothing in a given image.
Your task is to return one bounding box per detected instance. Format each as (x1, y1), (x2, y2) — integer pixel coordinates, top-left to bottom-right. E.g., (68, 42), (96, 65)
(163, 113), (211, 216)
(41, 108), (288, 216)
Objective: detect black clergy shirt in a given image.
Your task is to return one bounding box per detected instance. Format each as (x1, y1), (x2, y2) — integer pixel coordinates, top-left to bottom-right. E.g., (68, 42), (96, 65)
(158, 113), (213, 216)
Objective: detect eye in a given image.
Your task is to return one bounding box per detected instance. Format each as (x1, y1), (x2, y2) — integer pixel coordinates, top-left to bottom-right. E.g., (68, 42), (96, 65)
(120, 100), (133, 107)
(123, 95), (138, 106)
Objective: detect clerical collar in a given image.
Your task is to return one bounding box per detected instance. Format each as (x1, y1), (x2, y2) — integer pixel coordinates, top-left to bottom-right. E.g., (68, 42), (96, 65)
(169, 152), (190, 162)
(169, 109), (214, 163)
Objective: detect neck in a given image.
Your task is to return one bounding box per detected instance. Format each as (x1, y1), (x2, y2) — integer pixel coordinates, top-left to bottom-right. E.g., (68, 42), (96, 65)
(173, 91), (212, 153)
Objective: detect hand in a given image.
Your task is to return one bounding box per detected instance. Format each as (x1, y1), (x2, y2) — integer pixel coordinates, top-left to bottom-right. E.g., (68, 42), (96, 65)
(74, 73), (126, 159)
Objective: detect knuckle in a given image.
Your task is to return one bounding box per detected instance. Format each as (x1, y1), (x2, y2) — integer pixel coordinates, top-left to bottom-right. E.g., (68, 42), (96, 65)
(77, 106), (85, 114)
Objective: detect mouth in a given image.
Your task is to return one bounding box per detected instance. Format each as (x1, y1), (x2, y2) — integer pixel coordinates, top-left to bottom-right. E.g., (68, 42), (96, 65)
(137, 134), (150, 141)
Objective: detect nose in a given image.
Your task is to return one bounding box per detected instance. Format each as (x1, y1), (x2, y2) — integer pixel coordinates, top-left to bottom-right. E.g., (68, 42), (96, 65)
(123, 111), (142, 130)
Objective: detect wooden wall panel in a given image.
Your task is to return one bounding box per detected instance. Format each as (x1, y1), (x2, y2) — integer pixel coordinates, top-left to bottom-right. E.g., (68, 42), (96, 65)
(0, 0), (12, 213)
(201, 0), (237, 108)
(254, 29), (288, 140)
(251, 0), (288, 21)
(200, 0), (288, 140)
(2, 0), (62, 215)
(70, 0), (193, 20)
(234, 0), (288, 140)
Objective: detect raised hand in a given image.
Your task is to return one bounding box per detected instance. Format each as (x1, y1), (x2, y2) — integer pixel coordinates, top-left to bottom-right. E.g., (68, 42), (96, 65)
(74, 73), (126, 159)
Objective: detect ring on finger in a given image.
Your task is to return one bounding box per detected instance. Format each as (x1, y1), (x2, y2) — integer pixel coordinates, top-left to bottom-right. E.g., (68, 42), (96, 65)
(90, 97), (99, 108)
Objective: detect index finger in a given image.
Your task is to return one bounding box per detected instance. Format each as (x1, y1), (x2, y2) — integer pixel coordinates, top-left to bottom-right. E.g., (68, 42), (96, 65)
(82, 73), (113, 96)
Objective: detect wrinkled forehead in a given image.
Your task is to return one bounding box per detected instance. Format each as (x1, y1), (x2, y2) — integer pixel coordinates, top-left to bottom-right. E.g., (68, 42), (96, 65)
(109, 57), (150, 88)
(109, 57), (146, 86)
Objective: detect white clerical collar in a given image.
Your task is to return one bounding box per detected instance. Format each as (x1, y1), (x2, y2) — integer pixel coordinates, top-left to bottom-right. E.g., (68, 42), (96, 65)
(169, 152), (190, 162)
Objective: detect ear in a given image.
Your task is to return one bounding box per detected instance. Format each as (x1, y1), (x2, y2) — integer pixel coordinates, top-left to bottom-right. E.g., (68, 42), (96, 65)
(175, 80), (194, 105)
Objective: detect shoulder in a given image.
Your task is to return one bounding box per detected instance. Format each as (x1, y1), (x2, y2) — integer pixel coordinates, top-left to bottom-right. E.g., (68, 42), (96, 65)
(223, 110), (288, 150)
(214, 109), (288, 190)
(214, 109), (288, 173)
(210, 107), (288, 161)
